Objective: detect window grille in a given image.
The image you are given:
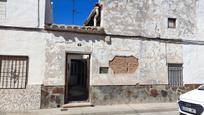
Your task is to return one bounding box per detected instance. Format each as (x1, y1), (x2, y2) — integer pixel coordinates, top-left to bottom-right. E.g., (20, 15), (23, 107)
(168, 64), (183, 86)
(0, 56), (29, 89)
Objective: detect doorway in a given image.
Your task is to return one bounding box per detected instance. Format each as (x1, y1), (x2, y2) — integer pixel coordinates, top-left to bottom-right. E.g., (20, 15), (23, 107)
(65, 53), (90, 103)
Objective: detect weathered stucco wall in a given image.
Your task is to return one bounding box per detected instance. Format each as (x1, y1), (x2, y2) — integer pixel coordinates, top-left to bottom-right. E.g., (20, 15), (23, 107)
(44, 32), (104, 85)
(92, 37), (182, 85)
(1, 0), (204, 111)
(0, 30), (46, 85)
(44, 32), (182, 86)
(0, 0), (46, 28)
(100, 0), (196, 39)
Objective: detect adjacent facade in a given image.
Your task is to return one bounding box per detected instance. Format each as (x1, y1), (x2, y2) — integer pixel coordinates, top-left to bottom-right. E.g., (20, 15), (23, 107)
(1, 0), (204, 112)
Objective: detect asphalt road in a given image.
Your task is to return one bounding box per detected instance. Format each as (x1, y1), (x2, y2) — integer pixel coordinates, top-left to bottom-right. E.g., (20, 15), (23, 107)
(1, 111), (179, 115)
(1, 103), (179, 115)
(117, 111), (179, 115)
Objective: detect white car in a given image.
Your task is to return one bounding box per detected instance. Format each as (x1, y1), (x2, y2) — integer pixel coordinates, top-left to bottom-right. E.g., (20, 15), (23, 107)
(178, 85), (204, 115)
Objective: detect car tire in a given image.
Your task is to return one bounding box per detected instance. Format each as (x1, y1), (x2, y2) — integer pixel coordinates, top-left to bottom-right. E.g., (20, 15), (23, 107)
(180, 113), (185, 115)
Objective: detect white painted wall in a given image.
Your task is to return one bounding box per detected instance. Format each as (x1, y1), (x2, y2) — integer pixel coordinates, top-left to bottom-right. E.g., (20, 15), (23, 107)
(182, 0), (204, 84)
(183, 45), (204, 84)
(0, 0), (46, 28)
(0, 29), (46, 85)
(194, 0), (204, 41)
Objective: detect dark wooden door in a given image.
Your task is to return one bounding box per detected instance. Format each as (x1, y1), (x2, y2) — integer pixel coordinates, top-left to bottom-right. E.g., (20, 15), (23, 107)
(65, 58), (89, 103)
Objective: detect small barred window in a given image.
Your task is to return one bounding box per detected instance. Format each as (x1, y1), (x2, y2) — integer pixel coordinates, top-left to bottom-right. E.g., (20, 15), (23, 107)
(99, 67), (109, 74)
(168, 64), (183, 86)
(0, 56), (29, 89)
(168, 18), (176, 28)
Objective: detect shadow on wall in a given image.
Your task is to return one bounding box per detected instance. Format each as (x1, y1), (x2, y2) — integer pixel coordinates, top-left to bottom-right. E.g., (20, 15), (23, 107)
(44, 24), (108, 44)
(44, 30), (113, 48)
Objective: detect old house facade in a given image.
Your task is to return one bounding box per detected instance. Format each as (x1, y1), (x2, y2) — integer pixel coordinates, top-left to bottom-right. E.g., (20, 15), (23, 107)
(1, 0), (204, 112)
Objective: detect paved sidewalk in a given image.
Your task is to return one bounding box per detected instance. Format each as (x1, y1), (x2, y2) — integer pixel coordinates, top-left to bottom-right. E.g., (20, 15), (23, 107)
(2, 103), (178, 115)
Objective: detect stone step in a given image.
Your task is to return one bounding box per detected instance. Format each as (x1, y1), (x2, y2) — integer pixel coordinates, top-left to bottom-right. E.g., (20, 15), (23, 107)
(62, 102), (93, 108)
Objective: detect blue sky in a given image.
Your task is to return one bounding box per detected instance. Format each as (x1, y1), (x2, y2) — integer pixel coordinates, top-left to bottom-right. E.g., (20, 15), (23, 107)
(52, 0), (98, 25)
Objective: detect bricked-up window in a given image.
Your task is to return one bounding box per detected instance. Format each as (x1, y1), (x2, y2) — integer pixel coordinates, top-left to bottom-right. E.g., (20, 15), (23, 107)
(168, 64), (183, 86)
(0, 56), (29, 89)
(168, 18), (176, 28)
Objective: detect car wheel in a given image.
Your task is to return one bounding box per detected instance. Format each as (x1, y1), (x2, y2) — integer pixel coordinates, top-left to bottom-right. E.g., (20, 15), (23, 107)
(180, 113), (185, 115)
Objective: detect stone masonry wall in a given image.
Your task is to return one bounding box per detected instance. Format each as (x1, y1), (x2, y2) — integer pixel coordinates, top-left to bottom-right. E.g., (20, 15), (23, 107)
(91, 84), (201, 105)
(41, 85), (64, 109)
(40, 84), (201, 108)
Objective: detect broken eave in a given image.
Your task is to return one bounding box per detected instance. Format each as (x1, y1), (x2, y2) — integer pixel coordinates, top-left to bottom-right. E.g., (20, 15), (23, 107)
(84, 4), (102, 26)
(84, 7), (97, 26)
(44, 24), (105, 35)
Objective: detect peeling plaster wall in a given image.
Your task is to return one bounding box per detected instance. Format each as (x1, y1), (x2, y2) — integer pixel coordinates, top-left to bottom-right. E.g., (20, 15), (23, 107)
(100, 0), (196, 39)
(1, 0), (204, 111)
(98, 0), (204, 85)
(0, 30), (46, 85)
(92, 38), (182, 85)
(44, 32), (183, 86)
(44, 32), (104, 86)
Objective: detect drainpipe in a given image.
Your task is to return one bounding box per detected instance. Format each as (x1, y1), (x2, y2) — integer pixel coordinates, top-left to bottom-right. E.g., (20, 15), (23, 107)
(94, 6), (99, 26)
(37, 0), (40, 28)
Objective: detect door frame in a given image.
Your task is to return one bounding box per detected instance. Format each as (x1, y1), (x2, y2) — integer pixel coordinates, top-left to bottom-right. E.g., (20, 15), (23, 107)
(64, 52), (91, 104)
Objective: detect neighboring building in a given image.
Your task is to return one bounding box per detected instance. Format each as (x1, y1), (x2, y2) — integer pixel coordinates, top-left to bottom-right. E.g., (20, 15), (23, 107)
(0, 0), (204, 112)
